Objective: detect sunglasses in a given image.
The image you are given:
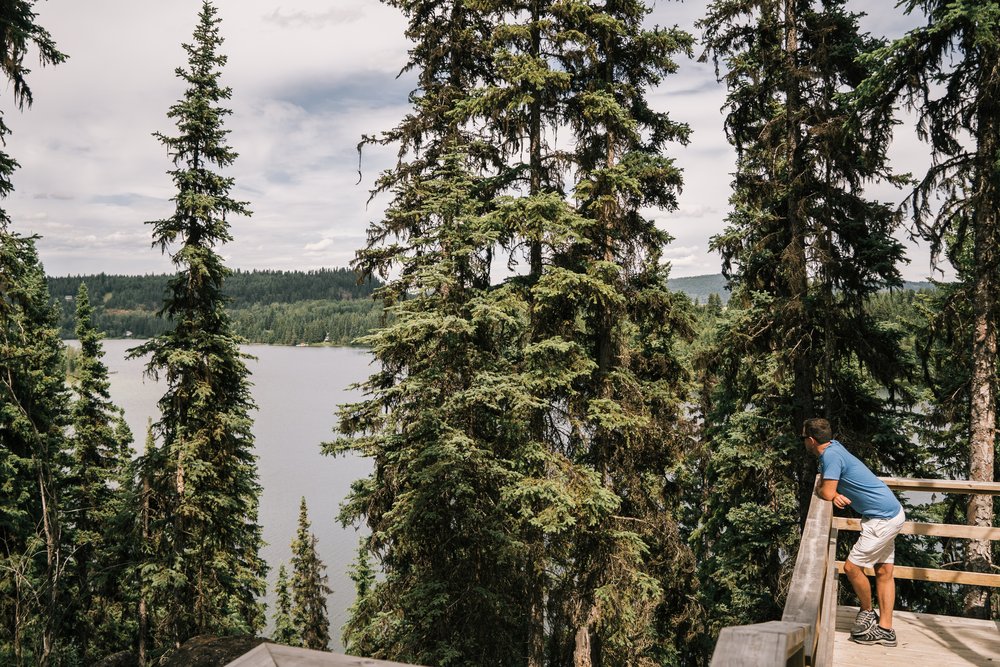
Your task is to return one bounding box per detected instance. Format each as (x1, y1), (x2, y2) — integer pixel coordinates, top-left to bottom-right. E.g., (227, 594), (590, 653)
(799, 434), (812, 441)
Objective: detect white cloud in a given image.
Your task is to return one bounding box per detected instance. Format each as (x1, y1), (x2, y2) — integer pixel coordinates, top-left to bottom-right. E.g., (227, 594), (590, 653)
(0, 0), (946, 284)
(263, 7), (365, 29)
(304, 238), (334, 252)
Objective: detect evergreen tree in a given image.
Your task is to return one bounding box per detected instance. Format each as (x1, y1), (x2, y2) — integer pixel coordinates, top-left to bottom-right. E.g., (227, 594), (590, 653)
(330, 2), (539, 664)
(0, 5), (67, 664)
(343, 538), (375, 656)
(695, 0), (915, 639)
(289, 499), (331, 651)
(527, 2), (699, 663)
(131, 0), (266, 647)
(66, 283), (134, 662)
(335, 1), (700, 663)
(0, 234), (72, 666)
(855, 0), (1000, 618)
(271, 564), (299, 646)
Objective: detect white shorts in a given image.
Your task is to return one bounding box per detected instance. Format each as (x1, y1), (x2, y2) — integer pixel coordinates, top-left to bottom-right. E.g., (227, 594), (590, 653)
(848, 508), (905, 569)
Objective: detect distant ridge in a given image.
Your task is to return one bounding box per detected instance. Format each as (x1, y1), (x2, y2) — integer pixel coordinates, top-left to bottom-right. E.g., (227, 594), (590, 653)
(667, 273), (939, 305)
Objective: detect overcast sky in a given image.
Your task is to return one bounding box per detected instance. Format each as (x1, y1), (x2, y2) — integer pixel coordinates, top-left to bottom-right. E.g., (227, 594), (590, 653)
(3, 0), (944, 281)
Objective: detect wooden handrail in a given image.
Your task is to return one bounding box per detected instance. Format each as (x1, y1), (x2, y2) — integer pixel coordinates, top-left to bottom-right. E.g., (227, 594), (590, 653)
(710, 477), (833, 666)
(833, 516), (1000, 541)
(834, 562), (1000, 587)
(879, 477), (1000, 495)
(813, 526), (838, 667)
(781, 477), (833, 662)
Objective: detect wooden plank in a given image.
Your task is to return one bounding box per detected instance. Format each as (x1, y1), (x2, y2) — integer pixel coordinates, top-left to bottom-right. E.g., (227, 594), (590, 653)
(711, 621), (808, 667)
(878, 477), (1000, 495)
(782, 475), (833, 660)
(833, 606), (1000, 666)
(225, 644), (277, 667)
(813, 527), (838, 667)
(225, 644), (425, 667)
(835, 561), (1000, 587)
(833, 517), (1000, 541)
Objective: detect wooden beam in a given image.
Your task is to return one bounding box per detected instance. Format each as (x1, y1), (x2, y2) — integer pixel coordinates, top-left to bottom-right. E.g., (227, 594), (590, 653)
(833, 517), (1000, 541)
(226, 643), (426, 666)
(878, 477), (1000, 495)
(781, 476), (832, 661)
(835, 561), (1000, 587)
(710, 621), (808, 667)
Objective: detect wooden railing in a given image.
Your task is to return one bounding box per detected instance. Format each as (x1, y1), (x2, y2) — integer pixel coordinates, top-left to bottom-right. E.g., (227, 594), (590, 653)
(709, 476), (1000, 667)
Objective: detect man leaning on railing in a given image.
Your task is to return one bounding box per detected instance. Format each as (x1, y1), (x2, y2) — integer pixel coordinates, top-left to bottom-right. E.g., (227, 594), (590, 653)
(802, 417), (904, 648)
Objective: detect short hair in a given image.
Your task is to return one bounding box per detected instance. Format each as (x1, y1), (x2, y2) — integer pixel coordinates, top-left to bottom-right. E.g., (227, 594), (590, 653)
(803, 418), (832, 444)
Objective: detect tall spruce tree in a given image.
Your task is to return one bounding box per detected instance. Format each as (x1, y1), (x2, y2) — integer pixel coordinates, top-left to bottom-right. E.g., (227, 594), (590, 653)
(289, 499), (331, 651)
(131, 0), (266, 646)
(695, 0), (915, 637)
(855, 0), (1000, 618)
(0, 5), (68, 664)
(271, 564), (298, 646)
(0, 235), (71, 666)
(66, 283), (134, 662)
(334, 1), (700, 663)
(330, 2), (543, 664)
(531, 2), (700, 663)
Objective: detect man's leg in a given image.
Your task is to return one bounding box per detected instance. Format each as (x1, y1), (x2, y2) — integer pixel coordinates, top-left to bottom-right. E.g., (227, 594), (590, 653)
(843, 559), (873, 610)
(873, 562), (895, 629)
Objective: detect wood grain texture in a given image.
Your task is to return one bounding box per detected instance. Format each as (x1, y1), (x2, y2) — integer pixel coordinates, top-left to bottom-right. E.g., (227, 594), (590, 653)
(833, 606), (1000, 666)
(835, 561), (1000, 587)
(878, 477), (1000, 495)
(224, 644), (425, 667)
(833, 517), (1000, 541)
(710, 621), (808, 667)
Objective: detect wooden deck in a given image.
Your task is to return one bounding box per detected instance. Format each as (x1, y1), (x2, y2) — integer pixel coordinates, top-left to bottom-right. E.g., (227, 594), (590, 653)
(834, 606), (1000, 666)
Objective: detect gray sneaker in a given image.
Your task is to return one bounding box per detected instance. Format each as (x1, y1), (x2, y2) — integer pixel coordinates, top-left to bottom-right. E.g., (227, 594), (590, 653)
(850, 608), (878, 636)
(850, 625), (896, 647)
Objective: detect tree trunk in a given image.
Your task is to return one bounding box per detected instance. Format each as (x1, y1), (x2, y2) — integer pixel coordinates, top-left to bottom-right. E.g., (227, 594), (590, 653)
(965, 70), (999, 619)
(782, 0), (815, 519)
(139, 475), (150, 666)
(37, 464), (59, 667)
(965, 267), (995, 618)
(573, 624), (592, 667)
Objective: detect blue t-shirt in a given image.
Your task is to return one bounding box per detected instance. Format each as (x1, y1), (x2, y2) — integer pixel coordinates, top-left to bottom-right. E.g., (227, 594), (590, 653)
(819, 440), (901, 519)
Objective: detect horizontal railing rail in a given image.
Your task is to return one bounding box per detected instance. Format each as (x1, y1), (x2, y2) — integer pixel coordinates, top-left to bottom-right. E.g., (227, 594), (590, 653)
(834, 476), (1000, 589)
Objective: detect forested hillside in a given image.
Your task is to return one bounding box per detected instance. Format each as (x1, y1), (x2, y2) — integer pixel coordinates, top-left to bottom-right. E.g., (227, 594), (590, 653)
(47, 268), (382, 344)
(668, 273), (937, 305)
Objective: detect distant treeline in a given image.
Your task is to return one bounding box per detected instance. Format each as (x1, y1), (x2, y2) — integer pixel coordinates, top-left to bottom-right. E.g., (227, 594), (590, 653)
(667, 273), (939, 305)
(47, 268), (384, 345)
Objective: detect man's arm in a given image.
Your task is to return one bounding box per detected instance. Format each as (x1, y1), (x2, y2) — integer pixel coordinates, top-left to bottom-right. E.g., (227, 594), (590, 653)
(818, 478), (852, 509)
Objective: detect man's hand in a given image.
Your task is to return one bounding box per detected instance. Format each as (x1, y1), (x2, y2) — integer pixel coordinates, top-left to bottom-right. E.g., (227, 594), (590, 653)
(818, 478), (851, 509)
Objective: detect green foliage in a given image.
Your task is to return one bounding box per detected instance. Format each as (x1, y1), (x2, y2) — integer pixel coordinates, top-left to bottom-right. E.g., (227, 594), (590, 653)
(271, 565), (299, 646)
(694, 0), (920, 643)
(333, 1), (701, 665)
(0, 233), (72, 665)
(289, 499), (332, 650)
(856, 0), (1000, 618)
(131, 1), (267, 648)
(65, 283), (135, 662)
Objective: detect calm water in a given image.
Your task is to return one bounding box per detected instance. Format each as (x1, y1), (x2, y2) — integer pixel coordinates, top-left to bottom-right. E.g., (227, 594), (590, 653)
(83, 338), (374, 651)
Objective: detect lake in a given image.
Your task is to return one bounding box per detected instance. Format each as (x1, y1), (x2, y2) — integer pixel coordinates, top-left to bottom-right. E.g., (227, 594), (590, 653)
(82, 338), (373, 652)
